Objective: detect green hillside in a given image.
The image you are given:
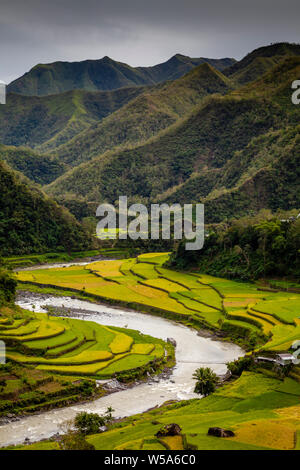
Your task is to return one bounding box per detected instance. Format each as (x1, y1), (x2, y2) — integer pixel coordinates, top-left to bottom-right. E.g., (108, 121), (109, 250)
(0, 87), (145, 152)
(7, 54), (236, 96)
(170, 212), (300, 280)
(0, 161), (90, 255)
(46, 56), (300, 221)
(0, 144), (65, 185)
(85, 371), (300, 450)
(162, 125), (300, 221)
(48, 93), (284, 201)
(225, 42), (300, 84)
(48, 63), (233, 167)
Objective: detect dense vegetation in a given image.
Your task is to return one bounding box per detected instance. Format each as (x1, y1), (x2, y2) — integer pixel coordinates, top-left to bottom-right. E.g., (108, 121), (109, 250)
(0, 261), (172, 419)
(46, 53), (300, 222)
(170, 212), (300, 280)
(84, 370), (300, 450)
(0, 161), (90, 255)
(0, 144), (65, 185)
(0, 266), (17, 306)
(0, 43), (299, 229)
(224, 42), (300, 84)
(45, 63), (233, 168)
(0, 87), (145, 152)
(8, 54), (235, 96)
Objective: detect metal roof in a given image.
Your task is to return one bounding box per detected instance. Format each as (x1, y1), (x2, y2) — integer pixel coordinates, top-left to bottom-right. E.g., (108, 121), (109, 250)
(276, 353), (294, 359)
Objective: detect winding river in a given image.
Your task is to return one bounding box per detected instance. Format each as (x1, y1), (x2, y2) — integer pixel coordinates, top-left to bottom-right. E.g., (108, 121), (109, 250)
(0, 262), (243, 447)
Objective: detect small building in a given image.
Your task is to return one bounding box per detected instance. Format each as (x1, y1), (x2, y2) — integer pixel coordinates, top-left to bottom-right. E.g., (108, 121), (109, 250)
(255, 354), (295, 367)
(275, 353), (294, 366)
(256, 356), (275, 364)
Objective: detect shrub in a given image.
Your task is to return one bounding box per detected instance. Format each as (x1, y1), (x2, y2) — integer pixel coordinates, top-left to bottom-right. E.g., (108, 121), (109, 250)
(226, 356), (254, 376)
(74, 412), (105, 435)
(0, 268), (17, 303)
(60, 429), (95, 450)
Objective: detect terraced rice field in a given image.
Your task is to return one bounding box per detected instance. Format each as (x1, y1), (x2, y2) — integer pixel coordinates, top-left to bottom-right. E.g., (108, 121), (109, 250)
(8, 370), (300, 451)
(0, 308), (165, 378)
(85, 371), (300, 450)
(16, 254), (300, 352)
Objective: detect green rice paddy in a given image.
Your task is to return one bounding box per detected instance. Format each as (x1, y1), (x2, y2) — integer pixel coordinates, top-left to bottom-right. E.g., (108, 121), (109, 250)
(84, 371), (300, 450)
(4, 253), (300, 451)
(16, 253), (300, 352)
(0, 309), (166, 379)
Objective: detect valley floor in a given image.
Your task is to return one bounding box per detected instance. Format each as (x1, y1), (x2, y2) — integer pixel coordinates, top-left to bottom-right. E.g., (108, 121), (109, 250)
(1, 252), (299, 450)
(16, 252), (300, 353)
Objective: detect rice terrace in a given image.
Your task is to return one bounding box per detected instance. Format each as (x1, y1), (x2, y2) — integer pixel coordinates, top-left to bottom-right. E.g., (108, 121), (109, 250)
(0, 251), (299, 450)
(0, 1), (299, 456)
(16, 253), (300, 353)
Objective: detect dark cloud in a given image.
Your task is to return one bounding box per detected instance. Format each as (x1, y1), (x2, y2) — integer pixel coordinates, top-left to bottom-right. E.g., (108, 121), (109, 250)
(0, 0), (299, 83)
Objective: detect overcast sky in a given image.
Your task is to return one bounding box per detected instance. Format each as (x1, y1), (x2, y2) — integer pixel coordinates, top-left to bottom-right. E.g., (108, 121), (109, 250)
(0, 0), (299, 83)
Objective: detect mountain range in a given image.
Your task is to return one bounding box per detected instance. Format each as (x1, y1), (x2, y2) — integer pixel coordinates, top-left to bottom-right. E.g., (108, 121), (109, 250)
(0, 42), (299, 253)
(7, 54), (236, 96)
(46, 52), (300, 222)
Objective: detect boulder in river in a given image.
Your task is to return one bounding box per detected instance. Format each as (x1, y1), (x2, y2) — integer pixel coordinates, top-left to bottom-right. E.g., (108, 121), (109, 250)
(102, 379), (126, 391)
(167, 338), (177, 347)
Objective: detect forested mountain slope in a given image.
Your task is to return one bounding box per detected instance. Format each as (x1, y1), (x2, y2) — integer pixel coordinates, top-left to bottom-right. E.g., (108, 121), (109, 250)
(0, 144), (65, 185)
(46, 57), (300, 221)
(0, 161), (90, 255)
(48, 63), (233, 167)
(0, 86), (146, 152)
(224, 42), (300, 85)
(1, 43), (299, 230)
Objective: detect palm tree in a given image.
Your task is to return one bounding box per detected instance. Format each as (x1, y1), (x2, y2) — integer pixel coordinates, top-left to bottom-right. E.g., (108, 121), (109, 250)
(105, 406), (115, 423)
(193, 367), (219, 396)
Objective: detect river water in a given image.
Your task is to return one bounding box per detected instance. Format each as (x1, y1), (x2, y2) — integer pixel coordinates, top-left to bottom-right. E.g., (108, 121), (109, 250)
(0, 262), (243, 446)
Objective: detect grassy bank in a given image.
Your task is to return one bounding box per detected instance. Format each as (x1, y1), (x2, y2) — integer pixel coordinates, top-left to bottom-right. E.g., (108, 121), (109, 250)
(3, 252), (300, 450)
(6, 369), (300, 450)
(85, 370), (300, 450)
(4, 248), (129, 269)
